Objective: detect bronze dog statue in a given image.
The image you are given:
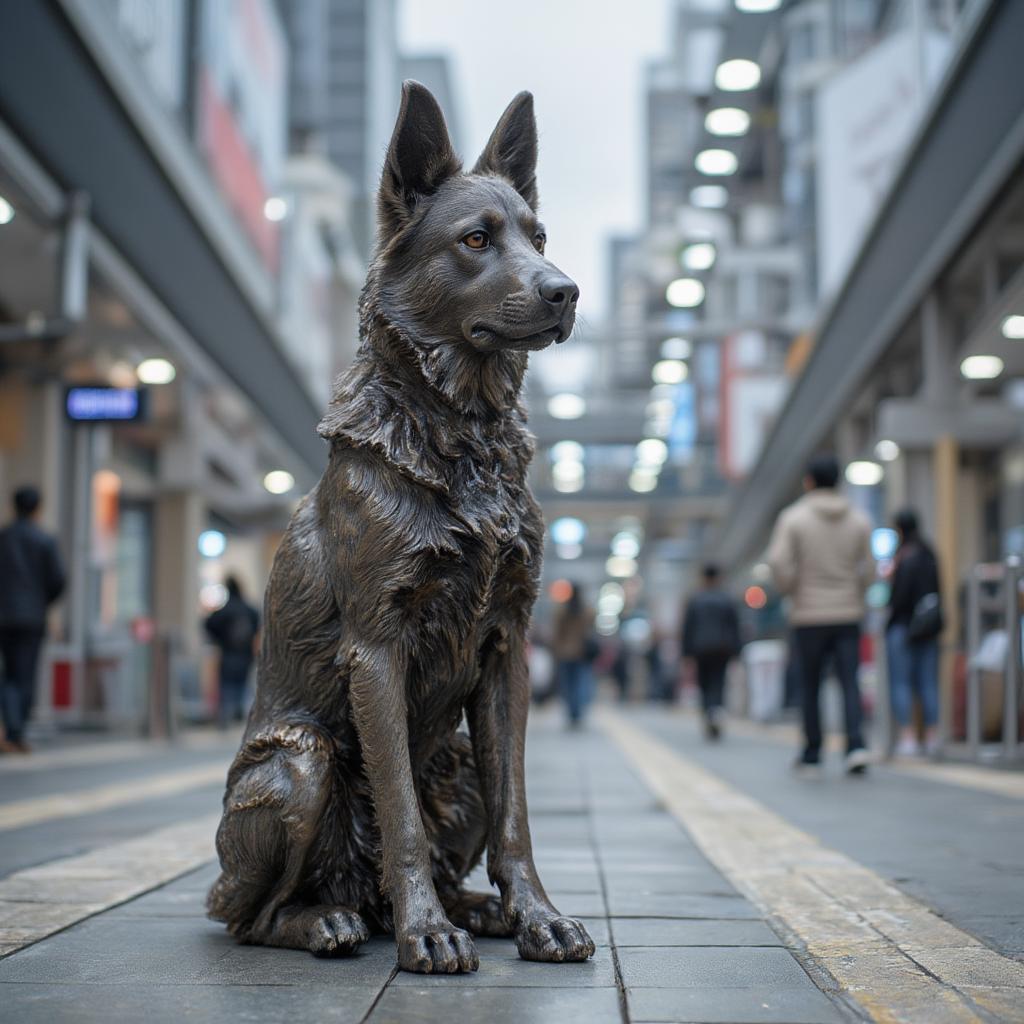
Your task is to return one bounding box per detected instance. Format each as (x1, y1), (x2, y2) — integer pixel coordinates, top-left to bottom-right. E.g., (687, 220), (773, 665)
(208, 82), (595, 974)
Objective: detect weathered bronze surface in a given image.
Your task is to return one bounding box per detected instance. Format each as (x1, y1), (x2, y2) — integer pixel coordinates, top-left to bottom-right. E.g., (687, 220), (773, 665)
(208, 82), (594, 974)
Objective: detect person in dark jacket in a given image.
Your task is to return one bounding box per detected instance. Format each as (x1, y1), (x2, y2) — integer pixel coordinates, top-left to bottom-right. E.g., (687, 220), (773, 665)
(886, 509), (941, 756)
(682, 564), (741, 740)
(0, 486), (66, 752)
(204, 575), (260, 728)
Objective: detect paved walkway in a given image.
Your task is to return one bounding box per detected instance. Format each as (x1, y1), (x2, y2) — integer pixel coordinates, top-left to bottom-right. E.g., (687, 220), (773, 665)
(0, 707), (1021, 1023)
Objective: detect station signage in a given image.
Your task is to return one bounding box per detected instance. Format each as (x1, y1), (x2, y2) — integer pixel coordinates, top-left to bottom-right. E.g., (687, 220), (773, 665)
(65, 386), (148, 423)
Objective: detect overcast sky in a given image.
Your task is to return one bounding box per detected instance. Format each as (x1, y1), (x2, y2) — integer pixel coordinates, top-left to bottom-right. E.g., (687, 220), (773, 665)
(398, 0), (672, 326)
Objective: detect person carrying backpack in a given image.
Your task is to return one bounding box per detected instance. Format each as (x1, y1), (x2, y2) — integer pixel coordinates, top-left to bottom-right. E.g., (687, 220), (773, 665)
(205, 575), (260, 728)
(682, 564), (741, 740)
(886, 508), (942, 757)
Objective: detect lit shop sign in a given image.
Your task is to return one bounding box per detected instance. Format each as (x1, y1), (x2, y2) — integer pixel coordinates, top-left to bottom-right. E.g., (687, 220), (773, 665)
(65, 387), (147, 423)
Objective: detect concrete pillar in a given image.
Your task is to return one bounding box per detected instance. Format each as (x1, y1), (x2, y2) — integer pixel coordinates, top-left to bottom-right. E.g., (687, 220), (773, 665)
(154, 491), (204, 660)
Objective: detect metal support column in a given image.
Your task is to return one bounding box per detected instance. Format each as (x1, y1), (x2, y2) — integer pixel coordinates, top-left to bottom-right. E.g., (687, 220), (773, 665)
(1004, 556), (1022, 760)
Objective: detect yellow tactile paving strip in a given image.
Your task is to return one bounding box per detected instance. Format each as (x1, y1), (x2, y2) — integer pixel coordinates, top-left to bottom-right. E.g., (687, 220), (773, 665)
(0, 764), (226, 832)
(598, 708), (1024, 1024)
(0, 815), (219, 957)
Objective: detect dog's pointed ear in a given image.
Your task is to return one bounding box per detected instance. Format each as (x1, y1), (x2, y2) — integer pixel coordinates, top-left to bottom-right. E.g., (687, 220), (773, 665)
(472, 91), (538, 210)
(378, 80), (460, 239)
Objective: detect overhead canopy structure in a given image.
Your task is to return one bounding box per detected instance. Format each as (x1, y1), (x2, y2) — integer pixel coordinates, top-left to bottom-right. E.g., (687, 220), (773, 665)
(712, 0), (1024, 568)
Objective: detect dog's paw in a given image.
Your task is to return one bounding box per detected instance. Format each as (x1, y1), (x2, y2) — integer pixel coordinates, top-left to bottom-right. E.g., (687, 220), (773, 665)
(446, 890), (514, 938)
(515, 914), (595, 963)
(397, 923), (479, 974)
(269, 905), (369, 957)
(309, 908), (370, 957)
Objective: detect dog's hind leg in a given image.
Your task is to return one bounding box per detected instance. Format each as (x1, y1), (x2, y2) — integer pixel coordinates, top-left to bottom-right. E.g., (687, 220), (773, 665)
(207, 724), (370, 957)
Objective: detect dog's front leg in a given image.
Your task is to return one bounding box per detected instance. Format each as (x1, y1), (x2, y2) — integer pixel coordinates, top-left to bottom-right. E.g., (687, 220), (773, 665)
(468, 632), (595, 962)
(349, 642), (478, 973)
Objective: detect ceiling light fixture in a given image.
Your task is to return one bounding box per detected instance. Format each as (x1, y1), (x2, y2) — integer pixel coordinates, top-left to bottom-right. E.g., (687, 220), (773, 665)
(666, 278), (706, 308)
(715, 58), (761, 92)
(705, 107), (750, 137)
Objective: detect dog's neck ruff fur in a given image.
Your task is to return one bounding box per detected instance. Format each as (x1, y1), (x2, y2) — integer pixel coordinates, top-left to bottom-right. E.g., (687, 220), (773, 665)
(317, 285), (536, 496)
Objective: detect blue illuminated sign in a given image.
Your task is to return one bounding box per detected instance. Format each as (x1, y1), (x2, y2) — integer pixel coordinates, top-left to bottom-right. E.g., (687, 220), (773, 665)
(65, 387), (145, 423)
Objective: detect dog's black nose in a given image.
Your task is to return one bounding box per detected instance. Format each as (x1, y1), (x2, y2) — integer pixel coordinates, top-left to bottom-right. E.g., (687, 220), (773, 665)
(539, 275), (580, 314)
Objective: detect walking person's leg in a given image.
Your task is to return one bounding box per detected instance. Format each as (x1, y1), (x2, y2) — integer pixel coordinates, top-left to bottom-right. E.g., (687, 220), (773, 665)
(886, 624), (917, 755)
(917, 639), (941, 754)
(0, 629), (42, 750)
(793, 627), (827, 766)
(699, 656), (727, 740)
(834, 623), (869, 772)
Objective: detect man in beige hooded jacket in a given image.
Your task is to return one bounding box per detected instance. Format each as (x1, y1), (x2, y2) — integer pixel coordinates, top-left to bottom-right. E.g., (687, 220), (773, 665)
(768, 454), (875, 774)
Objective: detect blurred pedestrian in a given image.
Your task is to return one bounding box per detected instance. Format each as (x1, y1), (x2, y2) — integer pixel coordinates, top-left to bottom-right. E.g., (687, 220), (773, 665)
(682, 564), (741, 740)
(0, 486), (65, 753)
(205, 576), (260, 729)
(768, 455), (875, 774)
(552, 584), (596, 728)
(886, 509), (942, 757)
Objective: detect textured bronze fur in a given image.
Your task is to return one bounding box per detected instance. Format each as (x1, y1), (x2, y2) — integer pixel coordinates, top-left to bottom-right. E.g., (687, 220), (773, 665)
(207, 82), (594, 974)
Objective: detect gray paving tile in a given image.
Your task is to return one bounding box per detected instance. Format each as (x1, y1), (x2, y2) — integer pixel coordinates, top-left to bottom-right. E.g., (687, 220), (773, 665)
(544, 890), (608, 917)
(0, 982), (381, 1023)
(372, 985), (622, 1023)
(627, 985), (844, 1023)
(608, 892), (759, 919)
(390, 938), (616, 988)
(617, 946), (816, 989)
(612, 918), (782, 947)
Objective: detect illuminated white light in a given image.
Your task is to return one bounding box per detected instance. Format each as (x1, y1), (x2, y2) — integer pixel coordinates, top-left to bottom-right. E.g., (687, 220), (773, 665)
(611, 532), (640, 559)
(751, 562), (772, 583)
(715, 58), (761, 92)
(875, 439), (901, 462)
(552, 460), (584, 483)
(263, 469), (295, 494)
(0, 196), (14, 225)
(550, 516), (586, 546)
(872, 527), (899, 561)
(705, 107), (751, 137)
(136, 357), (176, 384)
(690, 185), (728, 209)
(652, 359), (688, 384)
(629, 469), (658, 493)
(264, 196), (288, 221)
(666, 278), (705, 308)
(198, 529), (227, 558)
(845, 461), (884, 487)
(600, 581), (625, 600)
(606, 555), (638, 578)
(595, 612), (620, 635)
(735, 0), (782, 11)
(1001, 314), (1024, 340)
(548, 393), (586, 419)
(551, 440), (584, 463)
(555, 542), (582, 560)
(960, 355), (1004, 380)
(661, 337), (692, 360)
(201, 583), (228, 610)
(681, 242), (716, 271)
(635, 438), (668, 467)
(553, 476), (583, 494)
(598, 590), (625, 616)
(695, 149), (738, 176)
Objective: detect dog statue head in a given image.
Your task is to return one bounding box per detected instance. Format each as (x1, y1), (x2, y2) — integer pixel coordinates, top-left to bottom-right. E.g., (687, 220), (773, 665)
(364, 81), (578, 414)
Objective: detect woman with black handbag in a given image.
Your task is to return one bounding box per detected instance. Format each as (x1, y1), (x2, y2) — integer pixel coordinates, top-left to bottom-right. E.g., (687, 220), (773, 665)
(886, 509), (944, 756)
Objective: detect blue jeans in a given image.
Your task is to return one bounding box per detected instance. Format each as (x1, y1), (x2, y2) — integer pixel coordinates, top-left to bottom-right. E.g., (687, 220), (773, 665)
(558, 660), (593, 724)
(886, 624), (939, 727)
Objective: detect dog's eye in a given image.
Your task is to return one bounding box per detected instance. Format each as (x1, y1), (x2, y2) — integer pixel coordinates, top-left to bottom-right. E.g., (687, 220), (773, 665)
(462, 231), (489, 250)
(533, 233), (546, 254)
